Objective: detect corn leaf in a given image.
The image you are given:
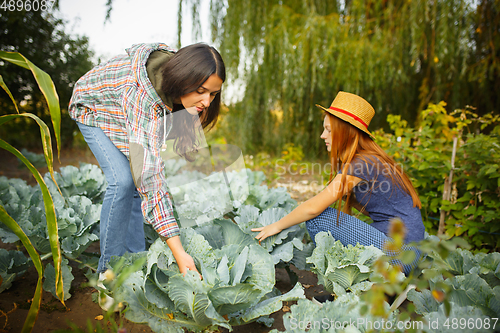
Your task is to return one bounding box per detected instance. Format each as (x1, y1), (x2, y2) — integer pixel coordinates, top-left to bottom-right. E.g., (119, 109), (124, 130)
(0, 139), (64, 305)
(0, 51), (61, 159)
(0, 206), (44, 333)
(0, 75), (19, 113)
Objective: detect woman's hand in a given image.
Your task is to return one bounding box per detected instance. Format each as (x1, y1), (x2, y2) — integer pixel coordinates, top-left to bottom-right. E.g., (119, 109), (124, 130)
(174, 250), (201, 278)
(252, 223), (283, 242)
(165, 235), (201, 279)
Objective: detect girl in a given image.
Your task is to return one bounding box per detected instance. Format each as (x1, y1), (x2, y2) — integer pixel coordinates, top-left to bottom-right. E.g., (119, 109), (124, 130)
(69, 43), (225, 282)
(252, 91), (425, 275)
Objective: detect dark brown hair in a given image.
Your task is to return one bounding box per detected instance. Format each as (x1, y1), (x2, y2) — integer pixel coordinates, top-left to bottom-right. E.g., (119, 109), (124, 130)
(161, 43), (225, 158)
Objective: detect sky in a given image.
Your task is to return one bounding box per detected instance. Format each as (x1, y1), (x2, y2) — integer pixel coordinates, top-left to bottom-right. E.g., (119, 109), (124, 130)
(57, 0), (211, 62)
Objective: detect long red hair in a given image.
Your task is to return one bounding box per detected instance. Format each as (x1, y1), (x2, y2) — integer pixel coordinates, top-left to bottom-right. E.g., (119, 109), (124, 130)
(325, 113), (421, 217)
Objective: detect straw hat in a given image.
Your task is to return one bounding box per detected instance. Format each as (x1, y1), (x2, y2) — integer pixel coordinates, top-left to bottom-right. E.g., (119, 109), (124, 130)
(316, 91), (375, 137)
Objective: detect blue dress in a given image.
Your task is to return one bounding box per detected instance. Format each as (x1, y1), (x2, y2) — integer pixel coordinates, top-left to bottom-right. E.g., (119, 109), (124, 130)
(306, 156), (425, 274)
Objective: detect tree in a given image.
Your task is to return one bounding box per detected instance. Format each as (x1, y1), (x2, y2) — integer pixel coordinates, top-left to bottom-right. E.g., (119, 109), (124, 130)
(91, 0), (500, 157)
(469, 0), (500, 114)
(181, 0), (500, 158)
(0, 8), (94, 149)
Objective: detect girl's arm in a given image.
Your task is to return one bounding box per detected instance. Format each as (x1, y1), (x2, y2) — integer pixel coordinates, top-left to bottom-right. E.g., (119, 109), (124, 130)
(252, 173), (362, 241)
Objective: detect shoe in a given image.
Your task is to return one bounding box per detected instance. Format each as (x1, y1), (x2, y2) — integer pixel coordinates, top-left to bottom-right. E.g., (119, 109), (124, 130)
(311, 293), (335, 307)
(390, 284), (416, 311)
(97, 272), (119, 312)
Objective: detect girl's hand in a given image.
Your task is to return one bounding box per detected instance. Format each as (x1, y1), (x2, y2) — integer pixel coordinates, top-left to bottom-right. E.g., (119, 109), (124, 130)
(174, 250), (202, 279)
(252, 223), (283, 242)
(165, 236), (202, 279)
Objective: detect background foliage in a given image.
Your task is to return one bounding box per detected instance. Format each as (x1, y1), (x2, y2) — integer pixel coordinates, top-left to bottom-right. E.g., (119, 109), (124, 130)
(3, 0), (499, 159)
(0, 6), (94, 149)
(375, 102), (500, 251)
(179, 0), (500, 158)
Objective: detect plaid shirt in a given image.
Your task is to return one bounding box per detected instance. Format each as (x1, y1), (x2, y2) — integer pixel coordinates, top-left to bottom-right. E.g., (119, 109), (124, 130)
(68, 43), (180, 239)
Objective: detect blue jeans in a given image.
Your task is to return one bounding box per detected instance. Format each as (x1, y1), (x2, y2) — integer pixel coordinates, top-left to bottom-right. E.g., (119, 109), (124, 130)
(76, 122), (145, 273)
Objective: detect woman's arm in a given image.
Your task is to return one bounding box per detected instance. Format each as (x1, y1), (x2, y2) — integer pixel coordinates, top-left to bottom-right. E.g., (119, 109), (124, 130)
(252, 173), (362, 241)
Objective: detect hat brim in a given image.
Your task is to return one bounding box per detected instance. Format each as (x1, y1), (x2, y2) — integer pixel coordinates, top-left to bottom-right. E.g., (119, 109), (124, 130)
(316, 104), (373, 138)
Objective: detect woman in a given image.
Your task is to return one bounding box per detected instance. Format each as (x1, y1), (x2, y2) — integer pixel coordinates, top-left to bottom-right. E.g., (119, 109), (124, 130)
(253, 91), (425, 275)
(69, 43), (225, 281)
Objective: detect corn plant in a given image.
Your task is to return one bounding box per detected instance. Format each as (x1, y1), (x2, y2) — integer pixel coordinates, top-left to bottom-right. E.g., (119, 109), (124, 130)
(0, 51), (64, 332)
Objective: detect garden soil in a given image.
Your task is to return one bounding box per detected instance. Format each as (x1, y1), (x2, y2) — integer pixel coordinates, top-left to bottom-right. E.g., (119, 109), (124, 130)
(0, 148), (327, 333)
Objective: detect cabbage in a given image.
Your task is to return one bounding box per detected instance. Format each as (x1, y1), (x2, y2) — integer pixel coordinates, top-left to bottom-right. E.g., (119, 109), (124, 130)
(306, 232), (398, 296)
(270, 294), (395, 333)
(113, 219), (305, 332)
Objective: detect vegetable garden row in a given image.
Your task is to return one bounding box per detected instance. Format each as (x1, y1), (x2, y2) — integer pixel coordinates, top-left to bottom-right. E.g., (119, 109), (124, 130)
(1, 49), (499, 333)
(1, 160), (500, 332)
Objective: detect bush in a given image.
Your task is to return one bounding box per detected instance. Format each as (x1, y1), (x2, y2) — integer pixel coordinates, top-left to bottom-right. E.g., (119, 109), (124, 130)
(374, 102), (500, 251)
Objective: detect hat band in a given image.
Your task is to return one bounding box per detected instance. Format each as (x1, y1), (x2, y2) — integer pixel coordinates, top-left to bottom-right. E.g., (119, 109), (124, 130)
(329, 106), (368, 129)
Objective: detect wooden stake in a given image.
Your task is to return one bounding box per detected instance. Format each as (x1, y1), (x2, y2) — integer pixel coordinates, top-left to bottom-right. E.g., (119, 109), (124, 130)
(438, 136), (458, 235)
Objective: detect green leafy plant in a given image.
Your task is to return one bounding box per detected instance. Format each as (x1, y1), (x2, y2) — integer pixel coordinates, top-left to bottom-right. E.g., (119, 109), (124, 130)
(163, 165), (306, 283)
(269, 295), (396, 333)
(356, 218), (500, 332)
(110, 219), (305, 332)
(164, 168), (249, 226)
(0, 51), (64, 332)
(18, 149), (47, 169)
(243, 170), (297, 212)
(277, 219), (499, 332)
(234, 205), (314, 285)
(0, 164), (104, 299)
(375, 102), (500, 251)
(0, 248), (30, 293)
(408, 249), (500, 320)
(162, 167), (297, 227)
(52, 255), (147, 333)
(44, 163), (107, 204)
(441, 132), (500, 250)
